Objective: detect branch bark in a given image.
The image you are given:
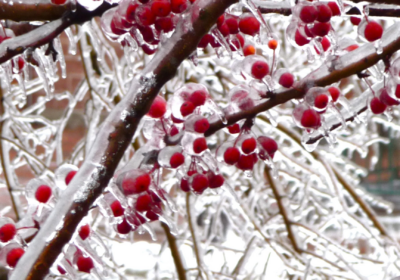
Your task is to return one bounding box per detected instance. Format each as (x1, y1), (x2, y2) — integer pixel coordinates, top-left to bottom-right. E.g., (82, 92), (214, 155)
(0, 1), (71, 21)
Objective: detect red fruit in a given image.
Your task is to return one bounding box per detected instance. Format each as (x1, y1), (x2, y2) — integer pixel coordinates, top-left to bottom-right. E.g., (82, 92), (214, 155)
(6, 248), (24, 268)
(155, 17), (175, 33)
(65, 170), (77, 185)
(138, 25), (158, 44)
(226, 17), (239, 34)
(243, 45), (256, 56)
(316, 4), (332, 23)
(77, 256), (94, 273)
(122, 173), (151, 195)
(268, 39), (278, 50)
(241, 137), (257, 154)
(169, 126), (179, 136)
(194, 118), (210, 133)
(236, 34), (245, 47)
(237, 154), (255, 170)
(217, 14), (225, 27)
(251, 61), (269, 80)
(304, 25), (314, 37)
(141, 44), (157, 55)
(239, 15), (260, 36)
(189, 90), (207, 107)
(230, 39), (241, 51)
(125, 3), (140, 22)
(279, 73), (294, 88)
(395, 85), (400, 99)
(299, 6), (318, 23)
(370, 97), (387, 114)
(35, 185), (52, 203)
(117, 218), (132, 234)
(51, 0), (67, 4)
(135, 194), (153, 212)
(228, 123), (240, 134)
(147, 96), (167, 118)
(345, 44), (359, 52)
(180, 101), (195, 117)
(151, 0), (171, 17)
(171, 115), (184, 123)
(135, 6), (156, 26)
(208, 173), (224, 189)
(180, 178), (190, 192)
(257, 136), (278, 159)
(380, 89), (400, 106)
(364, 21), (383, 42)
(295, 30), (310, 46)
(311, 22), (331, 37)
(350, 16), (361, 26)
(314, 94), (329, 109)
(110, 200), (125, 217)
(301, 109), (321, 128)
(218, 23), (230, 37)
(171, 0), (187, 13)
(315, 37), (330, 54)
(58, 265), (66, 275)
(79, 224), (90, 240)
(328, 87), (340, 102)
(146, 210), (160, 221)
(328, 2), (340, 16)
(191, 174), (209, 193)
(110, 20), (127, 35)
(170, 152), (185, 168)
(0, 224), (16, 242)
(193, 137), (208, 153)
(16, 57), (25, 72)
(198, 34), (212, 48)
(224, 147), (240, 165)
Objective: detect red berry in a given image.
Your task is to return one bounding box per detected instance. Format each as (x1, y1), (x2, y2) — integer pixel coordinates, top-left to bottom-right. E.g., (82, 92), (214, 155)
(380, 89), (400, 106)
(110, 200), (125, 217)
(327, 2), (340, 16)
(0, 224), (16, 242)
(295, 29), (310, 46)
(148, 96), (167, 118)
(218, 23), (230, 37)
(110, 20), (126, 36)
(170, 126), (179, 136)
(76, 256), (94, 273)
(125, 3), (139, 22)
(193, 137), (208, 153)
(316, 4), (332, 23)
(6, 248), (24, 268)
(237, 154), (255, 170)
(311, 22), (331, 37)
(198, 34), (212, 48)
(146, 210), (160, 221)
(251, 61), (269, 80)
(301, 109), (321, 128)
(364, 21), (383, 42)
(58, 265), (66, 275)
(191, 174), (209, 193)
(370, 97), (387, 114)
(141, 44), (157, 55)
(257, 136), (278, 159)
(189, 90), (207, 107)
(180, 101), (195, 117)
(224, 147), (240, 165)
(395, 84), (400, 99)
(138, 25), (158, 45)
(136, 194), (153, 212)
(241, 137), (257, 154)
(314, 94), (329, 109)
(151, 0), (171, 17)
(155, 17), (175, 33)
(315, 37), (330, 54)
(79, 224), (90, 240)
(345, 44), (359, 52)
(225, 17), (239, 34)
(279, 72), (294, 88)
(170, 152), (185, 168)
(208, 173), (224, 189)
(35, 185), (52, 203)
(243, 45), (256, 56)
(228, 123), (240, 134)
(171, 0), (187, 13)
(117, 218), (132, 234)
(135, 6), (156, 26)
(16, 57), (25, 73)
(171, 115), (184, 123)
(65, 171), (77, 185)
(194, 118), (210, 133)
(239, 15), (260, 36)
(268, 39), (278, 50)
(328, 87), (340, 102)
(236, 34), (245, 47)
(180, 178), (190, 192)
(350, 16), (361, 26)
(51, 0), (67, 4)
(299, 6), (318, 23)
(122, 173), (151, 195)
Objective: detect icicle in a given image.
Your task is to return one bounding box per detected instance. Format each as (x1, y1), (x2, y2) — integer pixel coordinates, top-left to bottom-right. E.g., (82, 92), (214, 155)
(141, 223), (157, 241)
(65, 27), (77, 55)
(212, 28), (233, 59)
(53, 37), (67, 79)
(32, 51), (53, 98)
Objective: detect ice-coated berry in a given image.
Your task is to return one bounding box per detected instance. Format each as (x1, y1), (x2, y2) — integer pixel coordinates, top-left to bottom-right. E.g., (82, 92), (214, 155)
(194, 118), (210, 133)
(380, 89), (400, 106)
(218, 23), (230, 37)
(241, 137), (257, 154)
(208, 173), (224, 189)
(314, 94), (329, 109)
(316, 4), (332, 23)
(180, 101), (195, 117)
(65, 170), (77, 185)
(155, 17), (175, 32)
(225, 17), (239, 34)
(315, 37), (330, 54)
(117, 218), (132, 234)
(396, 85), (400, 99)
(243, 45), (256, 56)
(193, 137), (208, 154)
(301, 109), (321, 128)
(6, 248), (24, 268)
(79, 224), (90, 240)
(148, 96), (167, 118)
(237, 154), (255, 170)
(251, 61), (269, 79)
(35, 185), (52, 203)
(198, 34), (212, 48)
(224, 147), (240, 165)
(77, 256), (94, 273)
(258, 136), (278, 159)
(136, 194), (153, 212)
(299, 6), (318, 23)
(364, 21), (383, 42)
(228, 123), (240, 134)
(268, 39), (278, 50)
(0, 223), (16, 242)
(311, 22), (331, 37)
(151, 0), (171, 17)
(146, 210), (160, 221)
(180, 178), (190, 192)
(58, 265), (66, 275)
(110, 200), (125, 217)
(51, 0), (67, 4)
(239, 15), (260, 36)
(279, 73), (294, 88)
(295, 30), (310, 46)
(170, 126), (179, 136)
(370, 97), (387, 114)
(170, 152), (185, 168)
(191, 174), (209, 193)
(189, 90), (207, 107)
(122, 173), (151, 195)
(171, 0), (187, 13)
(350, 16), (361, 26)
(328, 2), (340, 16)
(328, 87), (340, 102)
(135, 6), (156, 26)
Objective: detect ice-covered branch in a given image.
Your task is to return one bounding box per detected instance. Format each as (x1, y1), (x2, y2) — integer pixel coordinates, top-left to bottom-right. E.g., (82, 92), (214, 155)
(0, 0), (70, 21)
(11, 0), (238, 278)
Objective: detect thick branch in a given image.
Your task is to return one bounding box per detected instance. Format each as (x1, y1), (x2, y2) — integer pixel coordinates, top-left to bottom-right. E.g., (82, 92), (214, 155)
(11, 0), (238, 278)
(0, 1), (70, 21)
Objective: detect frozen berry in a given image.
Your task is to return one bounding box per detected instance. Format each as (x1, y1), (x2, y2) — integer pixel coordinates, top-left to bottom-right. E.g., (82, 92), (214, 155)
(6, 248), (24, 268)
(315, 37), (330, 54)
(79, 224), (90, 240)
(311, 22), (331, 37)
(241, 137), (257, 154)
(170, 152), (185, 168)
(122, 173), (151, 195)
(239, 15), (260, 36)
(141, 44), (157, 55)
(364, 21), (383, 42)
(77, 256), (94, 273)
(380, 89), (400, 106)
(279, 73), (294, 88)
(268, 39), (278, 50)
(395, 85), (400, 99)
(51, 0), (67, 4)
(301, 109), (321, 128)
(328, 2), (340, 16)
(193, 137), (207, 153)
(135, 6), (156, 26)
(345, 44), (359, 52)
(198, 34), (212, 48)
(189, 90), (207, 107)
(243, 45), (256, 56)
(225, 17), (239, 34)
(136, 194), (153, 212)
(218, 23), (230, 37)
(257, 136), (278, 159)
(110, 200), (125, 217)
(58, 265), (66, 275)
(314, 94), (329, 109)
(224, 147), (240, 165)
(146, 210), (160, 221)
(151, 0), (171, 17)
(0, 223), (16, 242)
(350, 16), (361, 26)
(194, 118), (210, 133)
(171, 0), (187, 13)
(180, 178), (190, 192)
(251, 61), (269, 79)
(237, 154), (255, 170)
(116, 218), (132, 234)
(126, 2), (140, 22)
(299, 6), (318, 23)
(328, 87), (340, 102)
(316, 4), (332, 23)
(170, 126), (179, 136)
(191, 174), (209, 193)
(155, 17), (175, 32)
(295, 29), (310, 46)
(370, 97), (387, 114)
(148, 96), (167, 118)
(208, 173), (224, 189)
(65, 171), (77, 185)
(236, 34), (245, 47)
(35, 185), (52, 203)
(228, 123), (240, 134)
(180, 101), (195, 117)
